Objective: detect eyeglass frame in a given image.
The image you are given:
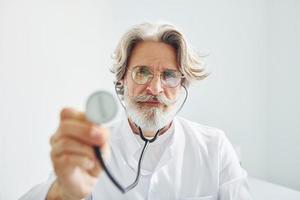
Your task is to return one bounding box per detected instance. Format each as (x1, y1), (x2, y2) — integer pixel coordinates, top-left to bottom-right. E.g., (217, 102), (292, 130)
(126, 65), (185, 88)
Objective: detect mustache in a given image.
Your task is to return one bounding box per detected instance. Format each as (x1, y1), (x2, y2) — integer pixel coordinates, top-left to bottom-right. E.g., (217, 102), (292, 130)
(132, 94), (176, 106)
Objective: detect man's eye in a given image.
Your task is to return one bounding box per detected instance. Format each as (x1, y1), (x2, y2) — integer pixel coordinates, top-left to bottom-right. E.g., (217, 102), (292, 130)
(138, 67), (151, 76)
(163, 70), (177, 79)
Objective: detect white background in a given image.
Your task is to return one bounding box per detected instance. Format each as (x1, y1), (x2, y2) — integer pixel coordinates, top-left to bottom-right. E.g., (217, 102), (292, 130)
(0, 0), (299, 199)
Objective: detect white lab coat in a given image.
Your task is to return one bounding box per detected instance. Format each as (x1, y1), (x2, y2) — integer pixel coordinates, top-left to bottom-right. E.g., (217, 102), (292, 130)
(20, 116), (252, 200)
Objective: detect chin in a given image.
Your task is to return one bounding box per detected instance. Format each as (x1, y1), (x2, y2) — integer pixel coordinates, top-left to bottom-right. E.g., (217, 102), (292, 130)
(127, 106), (174, 132)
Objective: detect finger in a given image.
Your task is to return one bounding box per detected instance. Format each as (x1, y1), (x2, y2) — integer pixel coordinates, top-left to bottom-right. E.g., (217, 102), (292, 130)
(51, 137), (95, 160)
(53, 120), (109, 146)
(88, 161), (101, 177)
(60, 107), (87, 122)
(55, 154), (97, 172)
(99, 140), (110, 161)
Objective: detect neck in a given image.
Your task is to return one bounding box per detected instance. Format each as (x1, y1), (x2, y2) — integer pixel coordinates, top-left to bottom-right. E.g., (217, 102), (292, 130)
(128, 118), (172, 137)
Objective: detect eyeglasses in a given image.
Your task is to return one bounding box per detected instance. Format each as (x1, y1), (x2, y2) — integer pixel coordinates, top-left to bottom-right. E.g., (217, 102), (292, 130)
(128, 66), (184, 88)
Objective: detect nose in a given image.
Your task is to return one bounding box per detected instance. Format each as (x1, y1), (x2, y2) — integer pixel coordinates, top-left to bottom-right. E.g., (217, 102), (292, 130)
(145, 74), (163, 95)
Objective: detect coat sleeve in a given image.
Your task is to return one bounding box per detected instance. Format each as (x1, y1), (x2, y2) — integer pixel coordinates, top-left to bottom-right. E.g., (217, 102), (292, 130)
(19, 173), (56, 200)
(218, 131), (253, 200)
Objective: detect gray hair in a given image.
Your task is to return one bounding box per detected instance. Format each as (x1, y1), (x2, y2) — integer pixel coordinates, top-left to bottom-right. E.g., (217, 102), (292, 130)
(111, 22), (208, 95)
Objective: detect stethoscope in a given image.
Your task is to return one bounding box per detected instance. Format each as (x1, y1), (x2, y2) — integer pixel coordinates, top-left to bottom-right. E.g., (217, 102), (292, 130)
(85, 83), (188, 194)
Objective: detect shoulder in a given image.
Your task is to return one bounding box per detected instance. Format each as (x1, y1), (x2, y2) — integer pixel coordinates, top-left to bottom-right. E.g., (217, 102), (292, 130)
(175, 116), (226, 143)
(174, 116), (231, 156)
(175, 117), (240, 164)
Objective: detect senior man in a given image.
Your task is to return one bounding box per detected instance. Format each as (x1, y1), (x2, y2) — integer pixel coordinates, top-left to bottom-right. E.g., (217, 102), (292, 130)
(21, 22), (251, 200)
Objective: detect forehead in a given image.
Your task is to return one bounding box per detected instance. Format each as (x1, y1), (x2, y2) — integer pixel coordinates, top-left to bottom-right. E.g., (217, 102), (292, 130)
(128, 41), (178, 70)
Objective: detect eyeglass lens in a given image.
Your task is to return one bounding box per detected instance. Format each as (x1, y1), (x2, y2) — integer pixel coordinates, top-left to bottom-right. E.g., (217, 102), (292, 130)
(131, 66), (182, 87)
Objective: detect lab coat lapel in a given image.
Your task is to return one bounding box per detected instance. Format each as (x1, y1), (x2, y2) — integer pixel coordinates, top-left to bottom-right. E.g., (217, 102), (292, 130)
(148, 117), (186, 199)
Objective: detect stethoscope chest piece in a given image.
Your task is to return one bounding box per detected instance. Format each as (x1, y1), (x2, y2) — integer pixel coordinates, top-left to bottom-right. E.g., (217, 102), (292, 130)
(86, 90), (118, 125)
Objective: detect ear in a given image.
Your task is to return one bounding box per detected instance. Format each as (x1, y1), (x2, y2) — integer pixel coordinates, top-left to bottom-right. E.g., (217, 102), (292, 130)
(118, 79), (124, 86)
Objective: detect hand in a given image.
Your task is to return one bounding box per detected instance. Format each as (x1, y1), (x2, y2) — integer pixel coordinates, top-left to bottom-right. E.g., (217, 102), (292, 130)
(47, 108), (109, 200)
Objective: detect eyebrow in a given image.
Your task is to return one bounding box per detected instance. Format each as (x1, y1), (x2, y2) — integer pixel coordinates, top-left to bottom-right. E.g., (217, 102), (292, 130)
(133, 65), (179, 71)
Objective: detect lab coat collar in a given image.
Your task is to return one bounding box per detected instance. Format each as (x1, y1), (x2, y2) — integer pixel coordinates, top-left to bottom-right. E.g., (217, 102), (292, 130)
(118, 115), (185, 175)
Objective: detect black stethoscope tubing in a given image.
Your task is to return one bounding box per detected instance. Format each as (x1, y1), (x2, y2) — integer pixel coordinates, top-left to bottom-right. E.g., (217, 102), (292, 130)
(93, 128), (161, 193)
(93, 83), (188, 194)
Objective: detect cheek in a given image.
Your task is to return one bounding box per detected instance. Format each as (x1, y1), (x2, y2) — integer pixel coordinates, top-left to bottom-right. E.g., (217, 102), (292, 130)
(131, 86), (146, 96)
(164, 87), (181, 99)
(125, 76), (146, 96)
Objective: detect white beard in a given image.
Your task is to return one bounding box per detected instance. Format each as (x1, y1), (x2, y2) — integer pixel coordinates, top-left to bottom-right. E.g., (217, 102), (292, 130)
(124, 88), (178, 132)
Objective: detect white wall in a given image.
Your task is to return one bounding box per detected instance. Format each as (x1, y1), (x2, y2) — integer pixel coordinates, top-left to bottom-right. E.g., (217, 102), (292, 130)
(0, 1), (116, 199)
(0, 0), (298, 199)
(266, 0), (300, 190)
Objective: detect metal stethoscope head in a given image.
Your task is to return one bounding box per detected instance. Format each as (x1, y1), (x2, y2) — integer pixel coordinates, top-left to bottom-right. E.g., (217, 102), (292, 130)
(85, 83), (188, 193)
